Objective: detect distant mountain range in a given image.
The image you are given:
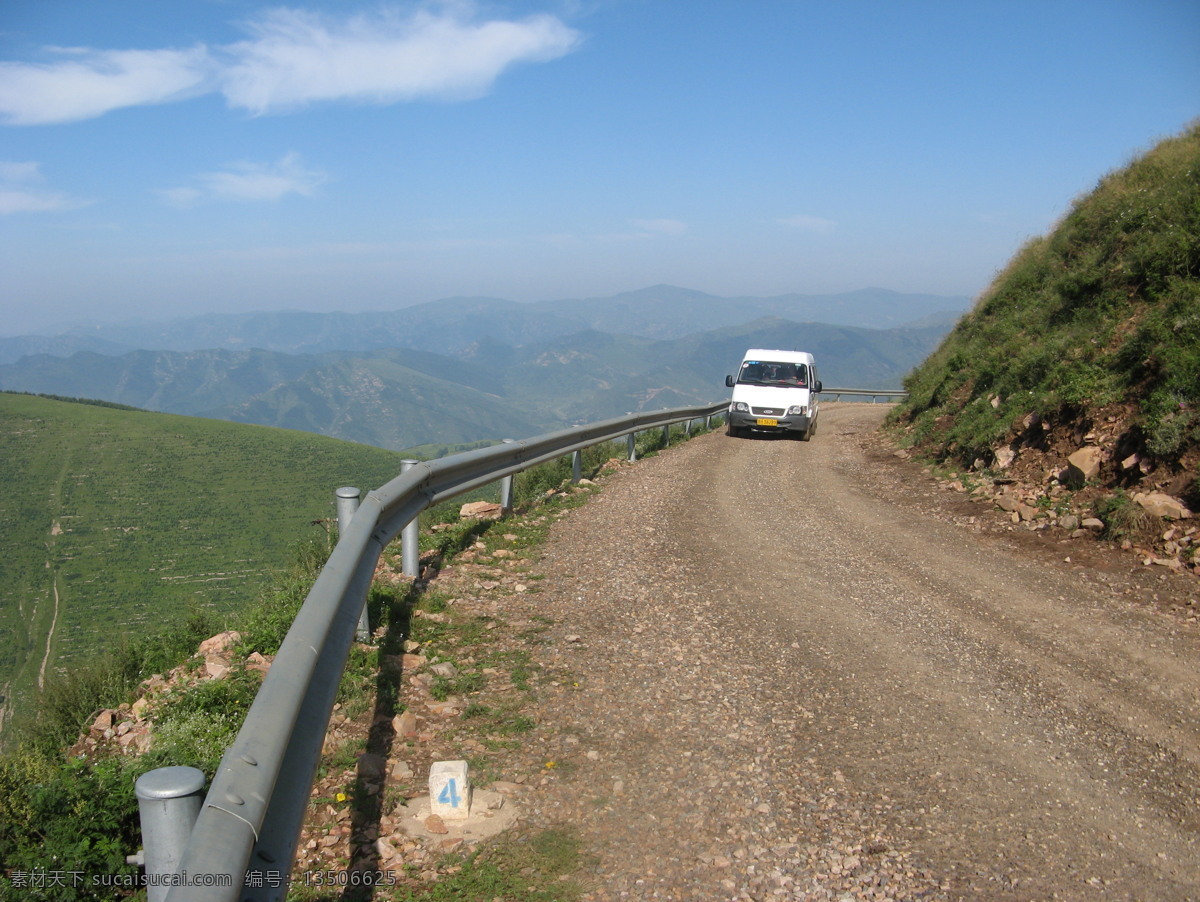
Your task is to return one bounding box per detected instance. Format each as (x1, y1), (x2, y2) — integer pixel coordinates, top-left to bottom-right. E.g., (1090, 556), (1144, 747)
(0, 286), (969, 450)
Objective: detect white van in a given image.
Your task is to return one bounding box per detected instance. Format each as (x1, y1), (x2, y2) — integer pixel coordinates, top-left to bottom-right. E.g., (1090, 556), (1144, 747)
(724, 349), (822, 440)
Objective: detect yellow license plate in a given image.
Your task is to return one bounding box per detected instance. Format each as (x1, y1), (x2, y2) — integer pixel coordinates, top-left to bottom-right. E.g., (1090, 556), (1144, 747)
(756, 418), (778, 427)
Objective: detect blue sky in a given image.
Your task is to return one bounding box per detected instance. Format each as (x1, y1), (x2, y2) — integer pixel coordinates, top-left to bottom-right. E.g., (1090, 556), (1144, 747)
(1, 0), (1197, 336)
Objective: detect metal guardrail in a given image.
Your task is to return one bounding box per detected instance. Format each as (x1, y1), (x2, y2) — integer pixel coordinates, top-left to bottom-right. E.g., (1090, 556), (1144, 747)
(145, 400), (729, 901)
(822, 387), (908, 402)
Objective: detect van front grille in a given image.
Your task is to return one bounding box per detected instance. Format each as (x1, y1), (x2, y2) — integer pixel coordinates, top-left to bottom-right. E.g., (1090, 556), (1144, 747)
(752, 407), (785, 417)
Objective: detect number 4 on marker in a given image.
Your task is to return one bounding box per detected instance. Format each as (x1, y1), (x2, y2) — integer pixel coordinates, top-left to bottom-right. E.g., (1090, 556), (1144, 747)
(438, 778), (461, 808)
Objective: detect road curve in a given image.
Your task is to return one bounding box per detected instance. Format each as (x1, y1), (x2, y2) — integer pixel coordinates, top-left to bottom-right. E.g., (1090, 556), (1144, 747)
(521, 402), (1200, 900)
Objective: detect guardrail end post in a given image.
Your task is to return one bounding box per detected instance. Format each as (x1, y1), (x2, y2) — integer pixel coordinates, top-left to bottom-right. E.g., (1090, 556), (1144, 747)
(134, 766), (206, 902)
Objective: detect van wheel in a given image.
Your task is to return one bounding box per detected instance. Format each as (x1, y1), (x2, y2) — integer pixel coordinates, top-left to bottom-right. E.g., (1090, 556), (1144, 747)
(726, 424), (742, 438)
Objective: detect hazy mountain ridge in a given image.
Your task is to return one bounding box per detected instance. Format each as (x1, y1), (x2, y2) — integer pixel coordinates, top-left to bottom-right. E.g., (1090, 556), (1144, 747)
(0, 286), (966, 450)
(1, 286), (968, 361)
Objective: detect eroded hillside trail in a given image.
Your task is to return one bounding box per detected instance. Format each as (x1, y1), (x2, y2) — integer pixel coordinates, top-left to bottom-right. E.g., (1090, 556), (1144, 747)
(506, 402), (1200, 900)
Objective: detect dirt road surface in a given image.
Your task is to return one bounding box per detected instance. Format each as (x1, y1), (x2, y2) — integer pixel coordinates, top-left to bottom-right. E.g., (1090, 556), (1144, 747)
(511, 402), (1200, 900)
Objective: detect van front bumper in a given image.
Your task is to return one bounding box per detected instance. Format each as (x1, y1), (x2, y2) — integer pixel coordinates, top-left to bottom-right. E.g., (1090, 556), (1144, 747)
(728, 409), (812, 434)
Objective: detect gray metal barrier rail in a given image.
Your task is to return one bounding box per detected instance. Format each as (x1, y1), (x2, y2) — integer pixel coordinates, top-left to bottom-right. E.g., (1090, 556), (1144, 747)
(144, 401), (729, 901)
(822, 387), (908, 402)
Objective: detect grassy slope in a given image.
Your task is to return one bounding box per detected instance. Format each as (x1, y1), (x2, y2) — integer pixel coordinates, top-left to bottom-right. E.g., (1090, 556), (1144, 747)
(0, 392), (409, 728)
(892, 122), (1200, 499)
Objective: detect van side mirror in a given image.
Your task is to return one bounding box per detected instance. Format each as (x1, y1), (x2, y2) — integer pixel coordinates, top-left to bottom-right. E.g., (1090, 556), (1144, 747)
(725, 375), (735, 388)
(814, 380), (823, 393)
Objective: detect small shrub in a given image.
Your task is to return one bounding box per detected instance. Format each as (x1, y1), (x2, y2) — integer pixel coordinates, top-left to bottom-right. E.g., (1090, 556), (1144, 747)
(0, 752), (147, 899)
(161, 667), (261, 717)
(1093, 492), (1161, 545)
(150, 709), (241, 773)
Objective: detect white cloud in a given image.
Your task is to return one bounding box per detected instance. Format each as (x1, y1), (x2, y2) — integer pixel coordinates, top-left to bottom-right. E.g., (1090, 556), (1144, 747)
(0, 162), (42, 183)
(219, 6), (581, 114)
(162, 152), (328, 205)
(0, 161), (87, 214)
(632, 218), (688, 236)
(778, 214), (836, 233)
(0, 5), (581, 125)
(0, 47), (212, 125)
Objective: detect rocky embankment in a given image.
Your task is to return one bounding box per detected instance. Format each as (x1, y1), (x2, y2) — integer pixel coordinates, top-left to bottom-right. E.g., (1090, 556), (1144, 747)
(894, 404), (1197, 581)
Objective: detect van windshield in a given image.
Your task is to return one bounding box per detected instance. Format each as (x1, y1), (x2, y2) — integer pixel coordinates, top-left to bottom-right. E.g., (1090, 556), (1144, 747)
(737, 361), (808, 387)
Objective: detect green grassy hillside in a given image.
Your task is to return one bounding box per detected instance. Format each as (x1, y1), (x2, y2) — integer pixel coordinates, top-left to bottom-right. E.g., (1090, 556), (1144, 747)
(0, 393), (409, 733)
(222, 350), (551, 448)
(892, 122), (1200, 502)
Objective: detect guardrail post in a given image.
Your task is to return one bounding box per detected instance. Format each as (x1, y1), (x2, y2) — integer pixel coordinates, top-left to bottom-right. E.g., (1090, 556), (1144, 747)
(134, 766), (206, 902)
(335, 486), (360, 533)
(627, 432), (637, 462)
(661, 423), (670, 447)
(572, 449), (582, 483)
(401, 460), (420, 578)
(684, 418), (692, 435)
(499, 440), (516, 511)
(337, 487), (371, 641)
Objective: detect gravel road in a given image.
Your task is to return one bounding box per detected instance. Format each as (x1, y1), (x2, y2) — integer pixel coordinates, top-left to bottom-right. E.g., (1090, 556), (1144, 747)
(505, 403), (1200, 901)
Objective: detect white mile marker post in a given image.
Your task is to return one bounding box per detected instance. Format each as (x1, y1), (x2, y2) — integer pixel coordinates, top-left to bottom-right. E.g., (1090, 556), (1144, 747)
(429, 760), (472, 820)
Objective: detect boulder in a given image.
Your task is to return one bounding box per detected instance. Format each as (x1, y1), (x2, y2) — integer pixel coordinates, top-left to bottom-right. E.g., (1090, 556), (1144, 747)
(995, 494), (1021, 513)
(91, 709), (116, 734)
(1065, 447), (1103, 487)
(394, 710), (420, 739)
(375, 837), (400, 864)
(459, 501), (503, 521)
(198, 631), (242, 656)
(994, 447), (1016, 470)
(1133, 492), (1193, 520)
(1017, 504), (1040, 522)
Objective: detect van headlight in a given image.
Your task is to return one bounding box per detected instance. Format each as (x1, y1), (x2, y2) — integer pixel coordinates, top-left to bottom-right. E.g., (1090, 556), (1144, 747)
(788, 405), (807, 416)
(732, 402), (749, 412)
